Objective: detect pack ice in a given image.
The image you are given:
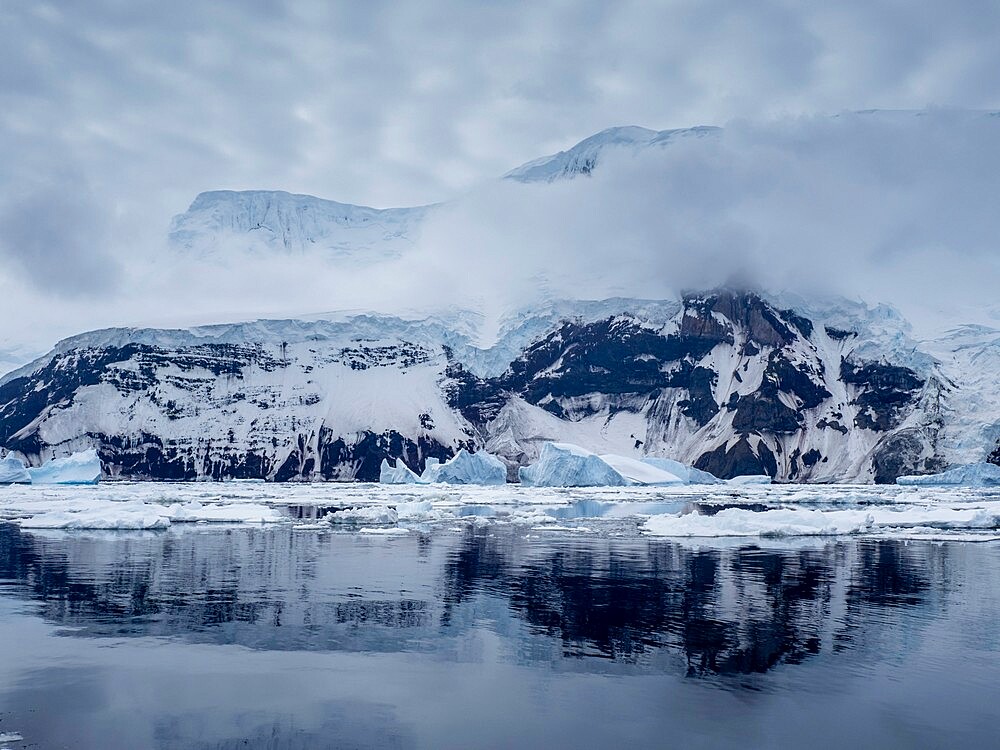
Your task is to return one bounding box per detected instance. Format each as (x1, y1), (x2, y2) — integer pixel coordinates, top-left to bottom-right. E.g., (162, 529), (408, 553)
(0, 453), (30, 484)
(27, 449), (102, 485)
(897, 463), (1000, 486)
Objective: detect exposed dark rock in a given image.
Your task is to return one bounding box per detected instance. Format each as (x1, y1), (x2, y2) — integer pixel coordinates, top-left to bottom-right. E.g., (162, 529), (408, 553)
(695, 437), (777, 479)
(442, 355), (506, 427)
(871, 428), (944, 484)
(317, 429), (459, 482)
(817, 418), (848, 434)
(732, 392), (801, 434)
(989, 440), (1000, 467)
(842, 359), (922, 431)
(825, 327), (855, 341)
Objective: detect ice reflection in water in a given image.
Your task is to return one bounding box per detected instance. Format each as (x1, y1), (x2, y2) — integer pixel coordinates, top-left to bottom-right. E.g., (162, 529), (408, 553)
(0, 523), (998, 749)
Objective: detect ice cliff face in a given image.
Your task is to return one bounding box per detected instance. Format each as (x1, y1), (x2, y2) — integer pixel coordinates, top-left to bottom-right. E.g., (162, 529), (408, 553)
(169, 190), (432, 259)
(2, 289), (992, 483)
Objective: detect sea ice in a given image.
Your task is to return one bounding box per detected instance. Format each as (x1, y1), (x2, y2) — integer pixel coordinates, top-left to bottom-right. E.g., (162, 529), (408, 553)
(519, 442), (628, 487)
(326, 505), (399, 525)
(0, 454), (30, 484)
(640, 457), (721, 484)
(642, 501), (1000, 538)
(420, 449), (507, 485)
(379, 457), (421, 484)
(897, 463), (1000, 487)
(599, 454), (684, 485)
(27, 448), (102, 485)
(18, 502), (171, 530)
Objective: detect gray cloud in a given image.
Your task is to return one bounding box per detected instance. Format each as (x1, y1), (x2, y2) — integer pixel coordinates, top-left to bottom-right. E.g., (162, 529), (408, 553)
(1, 1), (1000, 356)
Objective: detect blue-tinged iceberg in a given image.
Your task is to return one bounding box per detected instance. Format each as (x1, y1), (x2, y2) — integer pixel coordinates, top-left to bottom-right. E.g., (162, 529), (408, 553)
(420, 449), (506, 485)
(379, 458), (422, 484)
(640, 457), (722, 484)
(28, 449), (102, 485)
(897, 463), (1000, 487)
(519, 443), (628, 487)
(0, 454), (31, 484)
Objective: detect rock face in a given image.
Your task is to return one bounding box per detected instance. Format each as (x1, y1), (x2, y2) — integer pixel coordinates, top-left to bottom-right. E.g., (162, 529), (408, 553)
(0, 290), (984, 483)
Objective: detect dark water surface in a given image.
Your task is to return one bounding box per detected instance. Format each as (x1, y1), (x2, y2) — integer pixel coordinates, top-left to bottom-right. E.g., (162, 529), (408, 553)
(1, 523), (999, 749)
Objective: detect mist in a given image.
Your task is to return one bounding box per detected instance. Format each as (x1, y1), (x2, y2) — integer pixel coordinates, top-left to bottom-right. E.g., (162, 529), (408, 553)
(2, 108), (1000, 367)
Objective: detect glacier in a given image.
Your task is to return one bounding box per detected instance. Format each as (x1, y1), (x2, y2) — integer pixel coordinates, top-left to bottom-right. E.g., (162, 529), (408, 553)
(27, 449), (102, 485)
(0, 453), (30, 484)
(420, 449), (507, 485)
(897, 463), (1000, 487)
(519, 443), (628, 487)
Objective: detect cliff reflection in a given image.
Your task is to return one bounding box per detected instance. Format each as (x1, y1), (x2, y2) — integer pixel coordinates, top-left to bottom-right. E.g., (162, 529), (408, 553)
(0, 523), (942, 676)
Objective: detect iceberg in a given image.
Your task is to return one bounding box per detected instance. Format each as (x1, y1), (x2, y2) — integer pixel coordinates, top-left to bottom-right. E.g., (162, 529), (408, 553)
(727, 475), (773, 485)
(379, 457), (422, 484)
(600, 454), (684, 485)
(640, 457), (721, 484)
(519, 443), (628, 487)
(420, 449), (507, 485)
(897, 463), (1000, 487)
(28, 449), (102, 485)
(0, 454), (30, 484)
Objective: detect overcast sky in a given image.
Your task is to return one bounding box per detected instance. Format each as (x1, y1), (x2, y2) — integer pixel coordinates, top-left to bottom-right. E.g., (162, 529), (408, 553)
(2, 0), (1000, 363)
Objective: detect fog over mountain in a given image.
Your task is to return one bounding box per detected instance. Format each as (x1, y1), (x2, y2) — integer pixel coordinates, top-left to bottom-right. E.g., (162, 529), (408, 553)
(3, 108), (1000, 370)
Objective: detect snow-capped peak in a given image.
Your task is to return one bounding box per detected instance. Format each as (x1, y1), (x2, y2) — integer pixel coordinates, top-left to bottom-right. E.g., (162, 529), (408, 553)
(504, 124), (720, 183)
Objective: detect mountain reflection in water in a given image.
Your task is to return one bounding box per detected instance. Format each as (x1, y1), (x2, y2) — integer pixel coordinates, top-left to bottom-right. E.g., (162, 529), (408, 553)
(0, 524), (941, 676)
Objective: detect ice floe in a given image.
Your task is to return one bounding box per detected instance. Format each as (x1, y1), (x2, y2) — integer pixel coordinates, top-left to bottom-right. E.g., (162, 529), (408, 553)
(643, 502), (1000, 538)
(727, 475), (773, 485)
(326, 505), (399, 525)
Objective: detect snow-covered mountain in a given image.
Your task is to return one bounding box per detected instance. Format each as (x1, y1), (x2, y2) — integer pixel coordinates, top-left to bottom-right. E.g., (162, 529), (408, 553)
(2, 289), (995, 483)
(503, 125), (720, 182)
(169, 190), (432, 259)
(5, 114), (1000, 483)
(166, 125), (721, 258)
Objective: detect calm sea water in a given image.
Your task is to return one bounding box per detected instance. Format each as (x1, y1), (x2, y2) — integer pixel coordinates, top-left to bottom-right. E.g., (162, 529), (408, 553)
(1, 522), (999, 749)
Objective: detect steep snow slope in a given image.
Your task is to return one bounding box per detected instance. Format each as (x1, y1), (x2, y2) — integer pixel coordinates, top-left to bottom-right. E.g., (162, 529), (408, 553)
(504, 125), (720, 182)
(169, 190), (432, 259)
(2, 289), (981, 483)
